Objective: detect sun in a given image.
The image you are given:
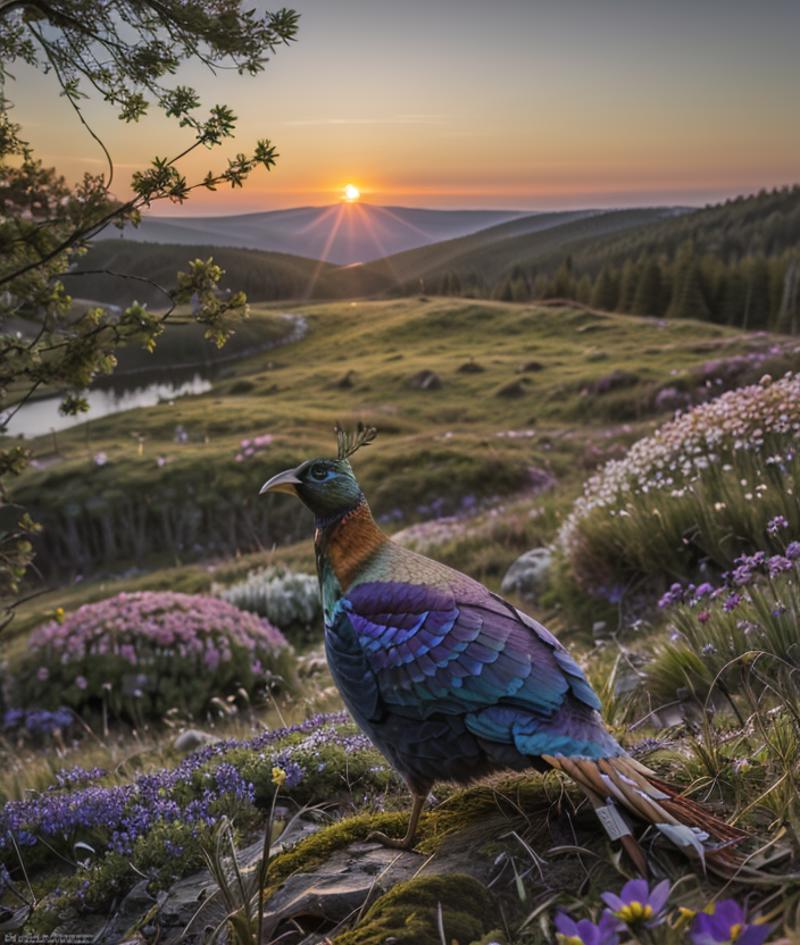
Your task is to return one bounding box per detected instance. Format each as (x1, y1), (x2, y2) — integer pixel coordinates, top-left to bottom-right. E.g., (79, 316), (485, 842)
(343, 183), (361, 202)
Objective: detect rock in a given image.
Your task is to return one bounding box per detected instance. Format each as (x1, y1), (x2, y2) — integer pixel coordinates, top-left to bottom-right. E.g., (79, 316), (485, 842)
(500, 548), (553, 602)
(518, 359), (544, 373)
(407, 370), (442, 390)
(585, 369), (639, 395)
(173, 729), (221, 753)
(336, 370), (356, 389)
(102, 816), (322, 944)
(495, 379), (529, 399)
(456, 360), (485, 374)
(260, 842), (424, 940)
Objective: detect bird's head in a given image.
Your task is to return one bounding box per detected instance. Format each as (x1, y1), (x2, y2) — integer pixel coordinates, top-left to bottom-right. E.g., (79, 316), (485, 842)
(259, 424), (376, 526)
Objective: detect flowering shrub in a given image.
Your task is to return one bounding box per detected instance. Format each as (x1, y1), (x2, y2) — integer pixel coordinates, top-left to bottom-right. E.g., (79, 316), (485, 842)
(10, 592), (292, 722)
(558, 373), (800, 599)
(215, 566), (320, 642)
(0, 713), (396, 916)
(2, 706), (75, 741)
(647, 523), (800, 705)
(553, 879), (773, 945)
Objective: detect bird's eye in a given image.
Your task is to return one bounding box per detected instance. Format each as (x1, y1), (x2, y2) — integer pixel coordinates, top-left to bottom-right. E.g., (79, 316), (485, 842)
(310, 463), (329, 481)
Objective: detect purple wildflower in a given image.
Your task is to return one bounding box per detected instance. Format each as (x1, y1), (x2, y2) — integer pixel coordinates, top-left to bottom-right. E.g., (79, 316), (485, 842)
(697, 610), (711, 624)
(689, 899), (772, 945)
(786, 540), (800, 560)
(723, 593), (741, 612)
(601, 879), (670, 928)
(694, 583), (715, 599)
(731, 566), (754, 587)
(768, 555), (793, 576)
(554, 911), (620, 945)
(659, 583), (686, 609)
(766, 515), (788, 536)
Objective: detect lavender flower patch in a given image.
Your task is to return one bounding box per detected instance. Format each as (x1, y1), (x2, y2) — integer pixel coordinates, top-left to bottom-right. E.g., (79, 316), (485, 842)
(649, 521), (800, 703)
(1, 713), (395, 915)
(3, 706), (75, 741)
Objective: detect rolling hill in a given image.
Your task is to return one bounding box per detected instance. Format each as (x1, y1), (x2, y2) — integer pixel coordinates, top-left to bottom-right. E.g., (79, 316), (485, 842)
(74, 208), (684, 307)
(328, 206), (681, 296)
(488, 185), (800, 332)
(69, 240), (357, 307)
(108, 204), (530, 265)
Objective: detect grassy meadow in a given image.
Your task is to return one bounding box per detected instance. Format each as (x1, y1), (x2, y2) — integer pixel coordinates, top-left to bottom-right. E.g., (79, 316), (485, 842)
(4, 296), (800, 943)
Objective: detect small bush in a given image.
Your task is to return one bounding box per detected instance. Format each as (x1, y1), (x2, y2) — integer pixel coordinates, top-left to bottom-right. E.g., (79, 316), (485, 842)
(10, 592), (291, 722)
(558, 373), (800, 601)
(215, 566), (320, 643)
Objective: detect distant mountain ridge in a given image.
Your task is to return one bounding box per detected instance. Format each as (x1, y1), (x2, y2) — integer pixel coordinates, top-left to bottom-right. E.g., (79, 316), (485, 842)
(108, 204), (531, 266)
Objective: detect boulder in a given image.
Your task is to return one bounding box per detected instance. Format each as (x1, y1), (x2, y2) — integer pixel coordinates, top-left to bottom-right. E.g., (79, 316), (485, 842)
(500, 548), (553, 602)
(584, 369), (639, 395)
(495, 379), (529, 399)
(456, 360), (485, 374)
(173, 729), (221, 753)
(407, 370), (442, 390)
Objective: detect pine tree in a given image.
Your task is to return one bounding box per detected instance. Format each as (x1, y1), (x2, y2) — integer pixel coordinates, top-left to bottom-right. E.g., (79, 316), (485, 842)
(632, 259), (663, 316)
(618, 258), (638, 312)
(719, 262), (745, 326)
(777, 255), (799, 334)
(576, 273), (593, 304)
(552, 259), (575, 299)
(668, 241), (710, 320)
(591, 267), (618, 310)
(743, 256), (771, 329)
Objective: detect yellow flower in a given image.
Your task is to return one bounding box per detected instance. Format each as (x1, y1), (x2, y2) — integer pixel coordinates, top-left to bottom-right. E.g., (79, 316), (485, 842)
(271, 766), (287, 787)
(54, 607), (65, 624)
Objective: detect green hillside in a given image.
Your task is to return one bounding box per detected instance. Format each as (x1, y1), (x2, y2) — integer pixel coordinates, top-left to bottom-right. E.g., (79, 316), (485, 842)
(334, 207), (673, 296)
(494, 186), (800, 332)
(10, 296), (800, 643)
(332, 209), (597, 288)
(71, 239), (390, 307)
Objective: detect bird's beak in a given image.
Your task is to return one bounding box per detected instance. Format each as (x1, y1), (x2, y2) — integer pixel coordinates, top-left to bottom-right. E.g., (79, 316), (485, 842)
(259, 466), (302, 496)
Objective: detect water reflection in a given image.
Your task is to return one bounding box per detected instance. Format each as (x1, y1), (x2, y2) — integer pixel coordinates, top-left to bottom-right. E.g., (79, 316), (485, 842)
(3, 373), (213, 438)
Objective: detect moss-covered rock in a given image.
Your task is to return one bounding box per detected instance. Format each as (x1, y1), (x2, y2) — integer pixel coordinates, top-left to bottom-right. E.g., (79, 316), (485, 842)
(332, 873), (502, 945)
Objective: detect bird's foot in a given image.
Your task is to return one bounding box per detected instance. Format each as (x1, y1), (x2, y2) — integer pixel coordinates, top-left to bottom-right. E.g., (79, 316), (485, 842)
(365, 829), (418, 851)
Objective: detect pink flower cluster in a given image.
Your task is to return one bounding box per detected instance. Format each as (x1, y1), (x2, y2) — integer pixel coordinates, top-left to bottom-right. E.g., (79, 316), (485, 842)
(30, 591), (286, 668)
(559, 372), (800, 553)
(234, 433), (273, 463)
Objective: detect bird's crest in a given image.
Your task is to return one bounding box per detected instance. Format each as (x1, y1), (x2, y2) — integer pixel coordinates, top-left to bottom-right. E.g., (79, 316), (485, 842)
(335, 422), (378, 460)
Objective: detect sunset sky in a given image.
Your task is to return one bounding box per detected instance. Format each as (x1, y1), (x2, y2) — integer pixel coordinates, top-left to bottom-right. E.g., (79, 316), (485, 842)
(13, 0), (800, 214)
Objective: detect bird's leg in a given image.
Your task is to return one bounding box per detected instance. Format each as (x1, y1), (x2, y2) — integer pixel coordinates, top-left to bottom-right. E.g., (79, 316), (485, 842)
(367, 793), (426, 851)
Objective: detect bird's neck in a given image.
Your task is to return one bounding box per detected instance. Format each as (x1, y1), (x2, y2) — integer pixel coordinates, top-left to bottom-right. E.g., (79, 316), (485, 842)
(315, 499), (387, 592)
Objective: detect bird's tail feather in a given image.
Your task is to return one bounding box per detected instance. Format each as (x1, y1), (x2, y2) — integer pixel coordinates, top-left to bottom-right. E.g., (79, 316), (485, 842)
(542, 752), (748, 876)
